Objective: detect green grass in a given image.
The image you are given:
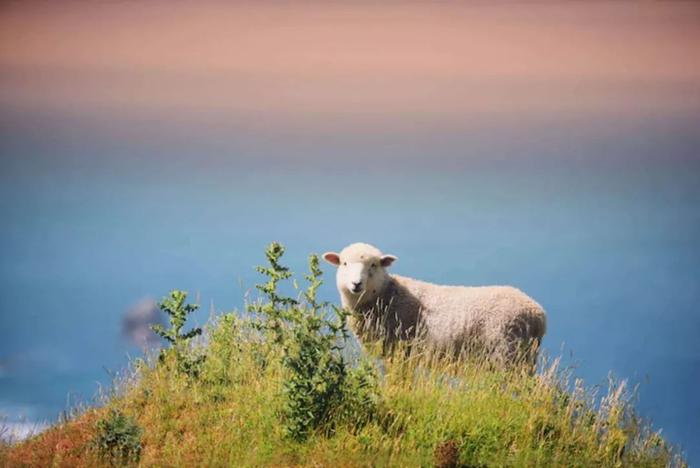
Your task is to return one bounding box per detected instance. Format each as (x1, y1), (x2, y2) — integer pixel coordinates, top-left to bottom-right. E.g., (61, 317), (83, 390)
(2, 244), (686, 467)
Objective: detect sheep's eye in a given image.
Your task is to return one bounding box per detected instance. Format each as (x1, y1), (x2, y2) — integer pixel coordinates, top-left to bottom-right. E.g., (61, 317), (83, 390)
(343, 262), (347, 266)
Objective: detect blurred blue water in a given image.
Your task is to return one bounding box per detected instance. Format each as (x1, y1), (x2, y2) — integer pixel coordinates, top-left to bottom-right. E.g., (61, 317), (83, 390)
(0, 118), (699, 461)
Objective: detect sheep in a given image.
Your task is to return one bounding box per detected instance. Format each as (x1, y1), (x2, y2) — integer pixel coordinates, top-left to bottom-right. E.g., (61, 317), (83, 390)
(323, 242), (546, 365)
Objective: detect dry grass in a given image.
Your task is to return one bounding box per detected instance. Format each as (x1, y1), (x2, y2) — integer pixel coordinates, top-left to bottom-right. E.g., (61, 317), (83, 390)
(1, 314), (686, 467)
(2, 409), (103, 468)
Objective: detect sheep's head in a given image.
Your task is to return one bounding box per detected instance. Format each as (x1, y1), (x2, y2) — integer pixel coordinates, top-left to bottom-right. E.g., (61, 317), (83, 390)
(323, 242), (397, 306)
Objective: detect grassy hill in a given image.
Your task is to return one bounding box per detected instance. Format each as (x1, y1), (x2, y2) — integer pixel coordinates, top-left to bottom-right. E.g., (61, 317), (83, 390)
(1, 244), (686, 467)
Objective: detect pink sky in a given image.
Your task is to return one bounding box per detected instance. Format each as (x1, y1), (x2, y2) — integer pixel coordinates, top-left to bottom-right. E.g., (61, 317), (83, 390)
(1, 1), (699, 130)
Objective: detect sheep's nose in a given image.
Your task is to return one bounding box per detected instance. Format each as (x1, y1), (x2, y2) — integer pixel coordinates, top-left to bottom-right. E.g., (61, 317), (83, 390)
(351, 281), (362, 291)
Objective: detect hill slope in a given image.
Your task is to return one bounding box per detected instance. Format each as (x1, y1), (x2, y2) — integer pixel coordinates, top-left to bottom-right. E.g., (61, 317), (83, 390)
(1, 244), (686, 467)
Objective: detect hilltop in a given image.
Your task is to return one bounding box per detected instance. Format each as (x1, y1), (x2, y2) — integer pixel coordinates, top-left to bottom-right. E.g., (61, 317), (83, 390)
(0, 244), (686, 467)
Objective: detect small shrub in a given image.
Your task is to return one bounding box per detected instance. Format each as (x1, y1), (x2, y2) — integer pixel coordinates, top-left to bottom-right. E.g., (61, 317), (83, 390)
(249, 242), (379, 441)
(336, 359), (380, 429)
(152, 290), (206, 378)
(92, 409), (142, 465)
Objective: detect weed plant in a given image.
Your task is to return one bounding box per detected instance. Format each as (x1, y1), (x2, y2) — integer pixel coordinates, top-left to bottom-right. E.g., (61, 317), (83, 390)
(91, 409), (142, 466)
(151, 290), (206, 378)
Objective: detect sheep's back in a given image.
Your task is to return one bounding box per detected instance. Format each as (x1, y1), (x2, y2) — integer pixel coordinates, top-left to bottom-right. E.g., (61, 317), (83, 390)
(391, 276), (546, 346)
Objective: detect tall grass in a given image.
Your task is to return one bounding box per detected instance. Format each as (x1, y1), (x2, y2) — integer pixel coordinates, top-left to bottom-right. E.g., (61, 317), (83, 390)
(1, 243), (686, 467)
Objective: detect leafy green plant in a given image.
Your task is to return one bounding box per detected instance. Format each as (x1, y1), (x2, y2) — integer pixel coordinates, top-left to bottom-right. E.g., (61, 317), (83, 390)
(248, 242), (379, 441)
(248, 242), (299, 343)
(92, 409), (142, 465)
(152, 290), (206, 377)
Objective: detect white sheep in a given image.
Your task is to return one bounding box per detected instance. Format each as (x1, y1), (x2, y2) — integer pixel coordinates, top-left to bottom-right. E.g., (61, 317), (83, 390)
(323, 242), (546, 364)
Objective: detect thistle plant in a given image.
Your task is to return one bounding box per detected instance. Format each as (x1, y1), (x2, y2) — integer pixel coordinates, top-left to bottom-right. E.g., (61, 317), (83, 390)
(247, 242), (299, 343)
(152, 290), (205, 377)
(249, 242), (378, 441)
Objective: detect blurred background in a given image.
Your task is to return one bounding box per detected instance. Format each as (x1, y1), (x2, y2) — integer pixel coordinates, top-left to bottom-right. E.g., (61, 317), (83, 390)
(1, 1), (699, 462)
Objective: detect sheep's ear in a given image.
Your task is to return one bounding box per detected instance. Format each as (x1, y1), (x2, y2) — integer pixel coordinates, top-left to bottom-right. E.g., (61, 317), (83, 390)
(322, 252), (341, 266)
(380, 255), (397, 267)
